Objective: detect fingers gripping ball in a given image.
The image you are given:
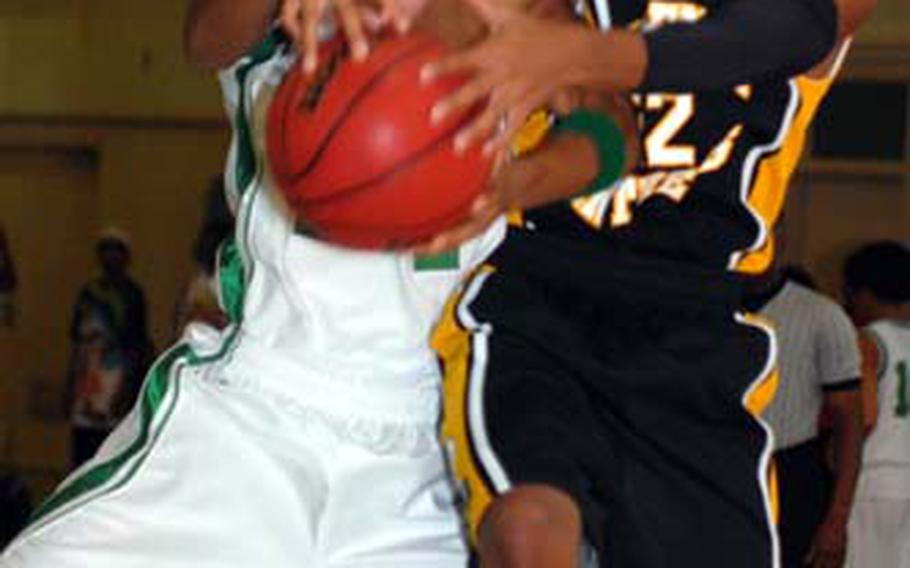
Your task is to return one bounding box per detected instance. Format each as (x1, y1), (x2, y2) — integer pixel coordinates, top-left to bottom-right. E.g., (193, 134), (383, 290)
(267, 33), (492, 249)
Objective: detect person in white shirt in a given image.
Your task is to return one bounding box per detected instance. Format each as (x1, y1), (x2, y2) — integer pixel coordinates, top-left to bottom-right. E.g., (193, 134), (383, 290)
(745, 264), (863, 568)
(843, 241), (910, 568)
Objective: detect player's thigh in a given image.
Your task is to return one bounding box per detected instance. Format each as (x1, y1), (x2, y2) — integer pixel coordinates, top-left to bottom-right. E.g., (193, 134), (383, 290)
(3, 361), (322, 568)
(590, 310), (777, 568)
(435, 269), (606, 550)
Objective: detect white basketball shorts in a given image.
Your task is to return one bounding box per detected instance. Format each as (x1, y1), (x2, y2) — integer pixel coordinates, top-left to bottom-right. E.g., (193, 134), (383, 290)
(847, 498), (910, 568)
(2, 330), (467, 568)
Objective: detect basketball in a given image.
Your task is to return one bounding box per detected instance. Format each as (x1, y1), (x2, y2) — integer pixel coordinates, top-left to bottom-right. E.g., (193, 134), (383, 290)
(267, 33), (491, 249)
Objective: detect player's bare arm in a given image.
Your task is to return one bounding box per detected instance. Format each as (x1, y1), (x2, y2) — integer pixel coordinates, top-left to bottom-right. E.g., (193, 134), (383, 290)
(426, 0), (876, 154)
(281, 0), (414, 73)
(185, 0), (423, 71)
(185, 0), (280, 69)
(415, 93), (638, 255)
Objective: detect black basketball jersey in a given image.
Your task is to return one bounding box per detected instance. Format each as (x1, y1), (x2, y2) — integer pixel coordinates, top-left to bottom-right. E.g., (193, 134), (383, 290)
(527, 0), (842, 275)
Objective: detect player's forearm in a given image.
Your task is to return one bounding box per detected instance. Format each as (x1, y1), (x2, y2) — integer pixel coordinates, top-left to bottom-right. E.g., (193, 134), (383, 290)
(503, 133), (600, 210)
(827, 402), (864, 522)
(500, 101), (638, 211)
(412, 0), (485, 49)
(185, 0), (279, 69)
(567, 0), (841, 92)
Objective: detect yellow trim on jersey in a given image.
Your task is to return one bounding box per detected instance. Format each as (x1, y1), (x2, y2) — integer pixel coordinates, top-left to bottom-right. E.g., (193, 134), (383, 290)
(735, 74), (836, 274)
(432, 266), (498, 545)
(505, 109), (553, 229)
(510, 109), (554, 157)
(578, 0), (597, 26)
(745, 364), (779, 417)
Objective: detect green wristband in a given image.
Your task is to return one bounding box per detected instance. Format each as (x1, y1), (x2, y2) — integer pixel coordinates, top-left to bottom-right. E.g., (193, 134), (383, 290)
(553, 109), (627, 197)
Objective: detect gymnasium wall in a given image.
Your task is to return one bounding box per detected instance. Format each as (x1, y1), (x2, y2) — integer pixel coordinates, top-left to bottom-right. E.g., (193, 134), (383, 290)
(0, 0), (220, 119)
(0, 0), (909, 499)
(0, 0), (228, 497)
(782, 172), (910, 295)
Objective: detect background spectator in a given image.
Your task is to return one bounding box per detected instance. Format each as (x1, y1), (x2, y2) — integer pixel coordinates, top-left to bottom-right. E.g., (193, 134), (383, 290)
(781, 264), (819, 290)
(64, 228), (153, 468)
(172, 177), (233, 337)
(745, 262), (863, 568)
(0, 469), (31, 550)
(843, 241), (910, 568)
(0, 225), (16, 328)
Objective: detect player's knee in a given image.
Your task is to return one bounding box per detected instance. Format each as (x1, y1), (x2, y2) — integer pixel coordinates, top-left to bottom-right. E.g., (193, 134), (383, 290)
(479, 485), (581, 568)
(483, 494), (551, 552)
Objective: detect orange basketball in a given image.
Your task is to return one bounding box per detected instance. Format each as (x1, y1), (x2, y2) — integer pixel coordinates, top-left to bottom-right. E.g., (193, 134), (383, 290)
(267, 33), (491, 249)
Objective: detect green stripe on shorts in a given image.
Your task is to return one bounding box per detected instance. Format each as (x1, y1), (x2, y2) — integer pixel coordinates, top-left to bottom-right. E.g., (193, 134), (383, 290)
(27, 344), (191, 530)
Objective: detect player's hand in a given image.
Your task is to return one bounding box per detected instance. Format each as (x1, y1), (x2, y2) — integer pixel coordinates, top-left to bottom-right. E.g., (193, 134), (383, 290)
(805, 516), (848, 568)
(410, 194), (503, 256)
(412, 130), (598, 254)
(280, 0), (412, 73)
(411, 153), (513, 256)
(421, 0), (590, 156)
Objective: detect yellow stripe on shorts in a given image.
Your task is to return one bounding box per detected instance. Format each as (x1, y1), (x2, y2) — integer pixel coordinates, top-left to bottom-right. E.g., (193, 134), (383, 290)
(432, 266), (499, 545)
(740, 313), (782, 526)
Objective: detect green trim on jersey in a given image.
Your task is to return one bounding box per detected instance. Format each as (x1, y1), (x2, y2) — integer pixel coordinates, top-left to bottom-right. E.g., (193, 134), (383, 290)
(415, 250), (460, 271)
(233, 29), (285, 194)
(218, 239), (246, 323)
(230, 29), (287, 301)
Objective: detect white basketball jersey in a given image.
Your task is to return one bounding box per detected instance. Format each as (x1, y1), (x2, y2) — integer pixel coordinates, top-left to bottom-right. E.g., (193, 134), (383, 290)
(857, 319), (910, 499)
(215, 31), (505, 391)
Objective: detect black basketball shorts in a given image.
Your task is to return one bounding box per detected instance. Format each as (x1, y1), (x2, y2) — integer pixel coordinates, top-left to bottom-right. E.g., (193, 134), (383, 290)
(433, 231), (781, 567)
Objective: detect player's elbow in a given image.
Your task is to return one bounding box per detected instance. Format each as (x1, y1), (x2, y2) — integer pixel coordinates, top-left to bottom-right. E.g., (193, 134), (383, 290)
(837, 0), (877, 38)
(184, 18), (230, 70)
(183, 0), (254, 70)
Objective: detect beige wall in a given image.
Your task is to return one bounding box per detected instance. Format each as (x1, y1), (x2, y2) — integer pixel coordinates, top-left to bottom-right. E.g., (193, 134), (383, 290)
(857, 0), (910, 46)
(0, 126), (228, 497)
(0, 150), (97, 496)
(0, 0), (220, 120)
(0, 0), (229, 497)
(782, 171), (910, 299)
(96, 128), (230, 344)
(0, 0), (907, 119)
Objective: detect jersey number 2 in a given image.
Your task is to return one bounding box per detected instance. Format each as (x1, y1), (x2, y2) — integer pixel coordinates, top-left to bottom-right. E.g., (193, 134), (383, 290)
(644, 94), (696, 168)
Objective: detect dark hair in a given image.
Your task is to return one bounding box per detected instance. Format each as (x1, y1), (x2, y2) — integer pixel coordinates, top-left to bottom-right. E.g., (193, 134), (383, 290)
(95, 239), (130, 256)
(843, 241), (910, 304)
(781, 264), (817, 290)
(192, 176), (234, 275)
(0, 470), (32, 548)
